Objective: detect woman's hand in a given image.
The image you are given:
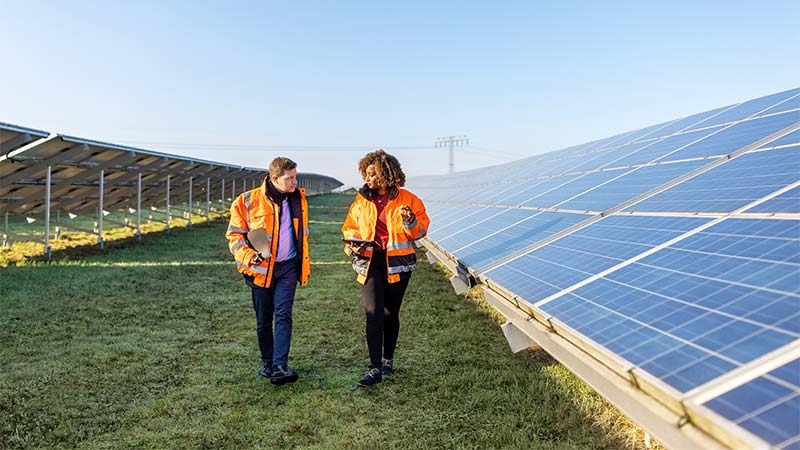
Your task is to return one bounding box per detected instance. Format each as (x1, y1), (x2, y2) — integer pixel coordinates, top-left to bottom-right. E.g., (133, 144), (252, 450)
(345, 241), (369, 257)
(400, 205), (415, 223)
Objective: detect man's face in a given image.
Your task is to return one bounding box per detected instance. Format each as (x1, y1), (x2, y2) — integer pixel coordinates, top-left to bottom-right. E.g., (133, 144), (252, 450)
(272, 168), (297, 193)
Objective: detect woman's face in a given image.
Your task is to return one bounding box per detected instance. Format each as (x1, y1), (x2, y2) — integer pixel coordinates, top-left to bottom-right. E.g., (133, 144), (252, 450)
(364, 163), (386, 191)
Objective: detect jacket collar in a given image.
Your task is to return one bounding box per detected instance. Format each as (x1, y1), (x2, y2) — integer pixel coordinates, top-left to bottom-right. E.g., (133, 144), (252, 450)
(359, 184), (399, 201)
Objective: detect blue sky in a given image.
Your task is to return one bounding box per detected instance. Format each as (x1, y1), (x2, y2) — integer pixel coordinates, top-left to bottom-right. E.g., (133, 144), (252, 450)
(2, 0), (798, 188)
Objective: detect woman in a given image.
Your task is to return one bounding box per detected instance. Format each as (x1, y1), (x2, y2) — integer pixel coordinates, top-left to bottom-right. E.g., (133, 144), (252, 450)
(342, 149), (430, 387)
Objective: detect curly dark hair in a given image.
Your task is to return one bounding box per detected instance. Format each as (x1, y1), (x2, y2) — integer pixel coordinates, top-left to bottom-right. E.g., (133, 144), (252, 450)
(358, 149), (406, 187)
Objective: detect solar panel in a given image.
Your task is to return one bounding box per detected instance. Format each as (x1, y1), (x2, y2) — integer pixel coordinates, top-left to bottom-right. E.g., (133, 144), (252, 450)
(684, 88), (800, 131)
(0, 121), (49, 153)
(631, 146), (800, 213)
(1, 123), (343, 255)
(701, 357), (800, 449)
(451, 211), (587, 271)
(410, 87), (800, 450)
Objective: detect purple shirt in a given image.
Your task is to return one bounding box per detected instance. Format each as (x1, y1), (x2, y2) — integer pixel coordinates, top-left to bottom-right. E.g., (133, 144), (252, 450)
(275, 198), (296, 262)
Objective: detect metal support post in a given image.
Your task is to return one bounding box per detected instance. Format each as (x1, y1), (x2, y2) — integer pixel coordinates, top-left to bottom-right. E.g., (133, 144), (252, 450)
(206, 178), (211, 224)
(44, 165), (52, 259)
(166, 175), (171, 233)
(221, 178), (226, 213)
(188, 176), (193, 230)
(98, 169), (104, 249)
(2, 212), (8, 247)
(136, 172), (142, 240)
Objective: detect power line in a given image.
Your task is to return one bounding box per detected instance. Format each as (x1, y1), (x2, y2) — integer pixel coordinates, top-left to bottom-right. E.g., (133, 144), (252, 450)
(116, 141), (436, 152)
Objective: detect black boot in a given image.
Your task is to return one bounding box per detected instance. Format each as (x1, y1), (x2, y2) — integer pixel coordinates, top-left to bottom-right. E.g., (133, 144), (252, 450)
(270, 365), (299, 385)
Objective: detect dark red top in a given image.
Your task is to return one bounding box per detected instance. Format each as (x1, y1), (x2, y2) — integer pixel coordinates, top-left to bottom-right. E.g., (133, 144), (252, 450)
(373, 193), (389, 249)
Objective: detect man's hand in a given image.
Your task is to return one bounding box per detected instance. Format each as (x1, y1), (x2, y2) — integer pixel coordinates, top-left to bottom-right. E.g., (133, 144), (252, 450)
(251, 253), (265, 266)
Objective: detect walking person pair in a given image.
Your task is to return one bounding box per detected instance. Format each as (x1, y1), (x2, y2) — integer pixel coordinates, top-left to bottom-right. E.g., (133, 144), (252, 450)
(226, 151), (429, 388)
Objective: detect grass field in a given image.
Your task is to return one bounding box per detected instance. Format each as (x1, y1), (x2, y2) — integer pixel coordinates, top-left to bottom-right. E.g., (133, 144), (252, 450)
(0, 193), (659, 450)
(0, 205), (223, 268)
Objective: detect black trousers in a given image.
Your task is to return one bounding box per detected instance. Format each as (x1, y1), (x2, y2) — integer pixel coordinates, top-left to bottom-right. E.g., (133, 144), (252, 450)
(360, 250), (411, 368)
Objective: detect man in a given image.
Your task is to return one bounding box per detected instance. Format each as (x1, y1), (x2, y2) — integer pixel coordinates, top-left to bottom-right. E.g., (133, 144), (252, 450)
(226, 157), (310, 385)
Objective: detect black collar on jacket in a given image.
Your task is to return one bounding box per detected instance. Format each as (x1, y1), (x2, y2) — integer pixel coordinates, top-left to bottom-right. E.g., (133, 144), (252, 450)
(264, 178), (302, 218)
(359, 184), (399, 201)
(266, 178), (288, 203)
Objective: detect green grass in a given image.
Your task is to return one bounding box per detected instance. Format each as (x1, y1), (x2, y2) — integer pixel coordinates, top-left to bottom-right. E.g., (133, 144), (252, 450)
(0, 193), (658, 450)
(0, 206), (225, 267)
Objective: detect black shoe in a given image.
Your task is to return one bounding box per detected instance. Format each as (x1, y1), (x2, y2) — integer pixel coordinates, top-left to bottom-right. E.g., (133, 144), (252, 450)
(357, 367), (382, 387)
(381, 358), (394, 376)
(259, 365), (273, 378)
(270, 365), (299, 385)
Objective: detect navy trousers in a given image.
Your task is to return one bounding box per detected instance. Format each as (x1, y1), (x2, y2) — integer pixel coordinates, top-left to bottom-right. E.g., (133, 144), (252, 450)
(248, 260), (297, 367)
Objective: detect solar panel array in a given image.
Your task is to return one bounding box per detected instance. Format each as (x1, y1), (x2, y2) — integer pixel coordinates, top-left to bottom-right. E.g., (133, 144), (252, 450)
(409, 88), (800, 450)
(1, 128), (343, 217)
(1, 121), (343, 254)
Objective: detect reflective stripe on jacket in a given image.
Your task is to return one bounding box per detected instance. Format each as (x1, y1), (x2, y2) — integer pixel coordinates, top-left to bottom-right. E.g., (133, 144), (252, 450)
(226, 180), (310, 288)
(342, 187), (429, 284)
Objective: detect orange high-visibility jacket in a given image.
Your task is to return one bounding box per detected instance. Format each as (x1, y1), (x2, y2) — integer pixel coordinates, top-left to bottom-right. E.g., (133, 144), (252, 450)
(226, 179), (310, 288)
(342, 187), (429, 284)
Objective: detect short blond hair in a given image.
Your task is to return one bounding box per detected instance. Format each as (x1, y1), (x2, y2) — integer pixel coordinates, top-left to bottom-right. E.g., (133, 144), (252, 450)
(269, 157), (297, 178)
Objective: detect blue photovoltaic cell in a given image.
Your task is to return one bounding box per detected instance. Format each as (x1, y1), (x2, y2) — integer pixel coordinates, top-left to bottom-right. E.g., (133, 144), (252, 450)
(488, 178), (551, 205)
(759, 89), (800, 116)
(559, 159), (709, 212)
(428, 206), (506, 243)
(565, 141), (652, 173)
(664, 111), (800, 162)
(453, 211), (587, 271)
(511, 155), (569, 179)
(426, 205), (485, 241)
(748, 186), (800, 213)
(704, 359), (800, 449)
(484, 181), (528, 204)
(643, 105), (731, 139)
(614, 120), (681, 146)
(540, 218), (800, 392)
(522, 169), (627, 209)
(685, 88), (800, 131)
(631, 146), (800, 213)
(501, 173), (582, 206)
(610, 127), (720, 168)
(758, 129), (800, 149)
(438, 207), (528, 251)
(484, 215), (709, 302)
(450, 184), (486, 203)
(425, 202), (465, 221)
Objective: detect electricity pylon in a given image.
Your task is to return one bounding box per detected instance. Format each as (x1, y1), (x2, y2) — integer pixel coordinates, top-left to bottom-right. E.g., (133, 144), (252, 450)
(435, 135), (469, 174)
